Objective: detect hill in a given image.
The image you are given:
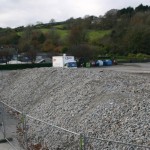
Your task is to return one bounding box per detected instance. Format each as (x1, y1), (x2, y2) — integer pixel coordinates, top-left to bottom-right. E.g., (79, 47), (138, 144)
(0, 4), (150, 63)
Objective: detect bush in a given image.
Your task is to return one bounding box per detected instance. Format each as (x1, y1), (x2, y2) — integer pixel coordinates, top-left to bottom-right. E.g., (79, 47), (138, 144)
(0, 63), (52, 70)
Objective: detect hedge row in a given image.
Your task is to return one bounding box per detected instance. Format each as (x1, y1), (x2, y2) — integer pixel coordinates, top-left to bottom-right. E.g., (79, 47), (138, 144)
(0, 63), (52, 70)
(117, 59), (150, 63)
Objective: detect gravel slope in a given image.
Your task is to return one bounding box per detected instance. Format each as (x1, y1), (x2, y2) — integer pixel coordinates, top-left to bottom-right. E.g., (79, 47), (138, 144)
(0, 68), (150, 149)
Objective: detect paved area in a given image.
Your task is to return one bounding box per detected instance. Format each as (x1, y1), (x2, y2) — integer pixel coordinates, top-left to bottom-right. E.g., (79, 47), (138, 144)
(0, 107), (21, 150)
(0, 132), (14, 150)
(103, 62), (150, 73)
(86, 62), (150, 75)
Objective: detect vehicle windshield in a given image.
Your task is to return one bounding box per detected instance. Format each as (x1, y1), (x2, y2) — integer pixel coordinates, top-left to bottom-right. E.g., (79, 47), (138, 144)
(67, 62), (77, 67)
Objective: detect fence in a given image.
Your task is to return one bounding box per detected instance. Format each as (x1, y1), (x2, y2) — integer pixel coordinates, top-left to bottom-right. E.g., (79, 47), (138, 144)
(0, 101), (150, 150)
(0, 101), (22, 150)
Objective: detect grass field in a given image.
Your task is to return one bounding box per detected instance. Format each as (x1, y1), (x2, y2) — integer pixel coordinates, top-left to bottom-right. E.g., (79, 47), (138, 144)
(87, 30), (111, 44)
(39, 28), (111, 42)
(17, 27), (111, 43)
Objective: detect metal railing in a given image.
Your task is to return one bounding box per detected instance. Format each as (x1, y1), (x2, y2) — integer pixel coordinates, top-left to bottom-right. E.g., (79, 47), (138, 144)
(0, 101), (150, 150)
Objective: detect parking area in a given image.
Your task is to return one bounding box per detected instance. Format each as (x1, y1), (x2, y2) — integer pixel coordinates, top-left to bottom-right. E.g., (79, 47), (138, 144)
(103, 63), (150, 73)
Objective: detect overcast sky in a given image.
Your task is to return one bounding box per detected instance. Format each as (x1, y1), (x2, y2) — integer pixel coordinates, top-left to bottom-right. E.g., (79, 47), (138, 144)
(0, 0), (150, 28)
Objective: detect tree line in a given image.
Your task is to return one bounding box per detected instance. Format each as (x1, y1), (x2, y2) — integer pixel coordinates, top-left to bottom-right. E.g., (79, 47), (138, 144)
(0, 4), (150, 62)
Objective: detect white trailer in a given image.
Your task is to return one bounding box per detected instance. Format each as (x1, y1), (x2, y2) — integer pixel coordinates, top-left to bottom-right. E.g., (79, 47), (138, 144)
(52, 54), (77, 68)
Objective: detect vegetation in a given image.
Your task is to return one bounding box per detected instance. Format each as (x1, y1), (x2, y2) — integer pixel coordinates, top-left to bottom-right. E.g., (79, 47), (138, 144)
(0, 63), (52, 70)
(0, 4), (150, 61)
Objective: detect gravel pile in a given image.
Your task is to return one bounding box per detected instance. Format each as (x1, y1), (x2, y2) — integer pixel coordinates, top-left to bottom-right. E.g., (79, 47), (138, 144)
(0, 68), (150, 149)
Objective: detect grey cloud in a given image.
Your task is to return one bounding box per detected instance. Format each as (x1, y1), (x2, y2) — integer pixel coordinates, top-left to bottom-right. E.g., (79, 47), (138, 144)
(0, 0), (150, 28)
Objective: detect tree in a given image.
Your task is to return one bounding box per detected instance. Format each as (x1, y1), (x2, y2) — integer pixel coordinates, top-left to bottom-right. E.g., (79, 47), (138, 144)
(117, 7), (134, 18)
(42, 40), (54, 52)
(0, 49), (13, 64)
(49, 19), (55, 24)
(68, 25), (87, 45)
(18, 26), (46, 54)
(42, 28), (61, 52)
(98, 9), (118, 29)
(123, 25), (150, 54)
(26, 48), (37, 63)
(65, 17), (75, 29)
(135, 4), (150, 12)
(83, 15), (93, 29)
(0, 30), (20, 46)
(49, 28), (61, 46)
(68, 44), (98, 60)
(30, 31), (46, 50)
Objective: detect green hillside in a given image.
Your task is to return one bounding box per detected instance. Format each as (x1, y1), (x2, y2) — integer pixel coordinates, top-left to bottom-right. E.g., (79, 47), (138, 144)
(87, 30), (111, 44)
(0, 4), (150, 61)
(38, 28), (111, 42)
